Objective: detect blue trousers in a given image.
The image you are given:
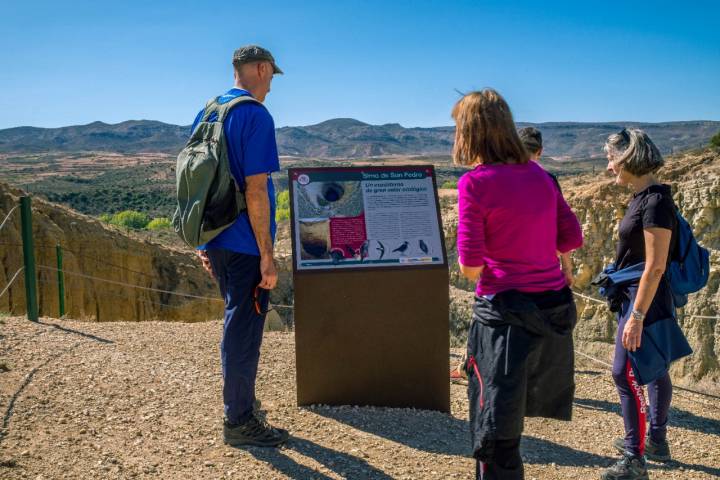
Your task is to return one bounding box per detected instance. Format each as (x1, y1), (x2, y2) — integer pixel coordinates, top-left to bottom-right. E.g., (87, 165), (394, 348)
(206, 248), (269, 425)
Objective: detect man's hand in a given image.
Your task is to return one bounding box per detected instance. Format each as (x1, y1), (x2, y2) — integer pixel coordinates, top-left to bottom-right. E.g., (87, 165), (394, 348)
(197, 250), (214, 276)
(258, 255), (278, 290)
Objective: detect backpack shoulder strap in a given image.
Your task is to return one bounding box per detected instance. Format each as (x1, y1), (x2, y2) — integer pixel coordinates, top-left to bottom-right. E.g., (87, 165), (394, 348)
(200, 97), (221, 122)
(217, 95), (262, 122)
(201, 95), (262, 124)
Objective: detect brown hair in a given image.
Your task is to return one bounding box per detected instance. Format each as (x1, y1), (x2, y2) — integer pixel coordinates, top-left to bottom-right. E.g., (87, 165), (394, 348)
(451, 89), (529, 166)
(518, 126), (543, 155)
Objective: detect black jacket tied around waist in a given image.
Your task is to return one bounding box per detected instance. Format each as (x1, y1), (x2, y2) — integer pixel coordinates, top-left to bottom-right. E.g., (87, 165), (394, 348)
(466, 288), (577, 461)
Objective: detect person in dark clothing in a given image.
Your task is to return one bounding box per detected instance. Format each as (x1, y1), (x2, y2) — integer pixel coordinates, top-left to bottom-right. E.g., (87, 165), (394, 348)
(601, 129), (677, 480)
(518, 126), (574, 287)
(453, 89), (583, 480)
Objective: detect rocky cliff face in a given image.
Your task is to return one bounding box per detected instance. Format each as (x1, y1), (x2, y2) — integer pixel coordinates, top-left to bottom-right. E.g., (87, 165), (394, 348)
(445, 148), (720, 388)
(0, 183), (223, 322)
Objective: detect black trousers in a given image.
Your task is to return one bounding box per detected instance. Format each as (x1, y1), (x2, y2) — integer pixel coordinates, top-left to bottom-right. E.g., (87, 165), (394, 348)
(476, 438), (523, 480)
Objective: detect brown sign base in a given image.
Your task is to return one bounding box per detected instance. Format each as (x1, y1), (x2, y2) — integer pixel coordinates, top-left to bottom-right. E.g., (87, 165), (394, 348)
(294, 267), (450, 412)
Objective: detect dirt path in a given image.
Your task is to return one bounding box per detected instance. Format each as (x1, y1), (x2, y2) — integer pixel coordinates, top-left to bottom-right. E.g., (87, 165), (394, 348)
(1, 315), (718, 479)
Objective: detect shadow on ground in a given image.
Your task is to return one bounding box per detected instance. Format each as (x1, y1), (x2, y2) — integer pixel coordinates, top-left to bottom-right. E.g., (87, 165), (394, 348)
(39, 320), (114, 344)
(315, 406), (616, 468)
(245, 437), (394, 480)
(647, 460), (720, 478)
(315, 406), (470, 456)
(574, 397), (720, 477)
(574, 397), (720, 437)
(521, 435), (615, 467)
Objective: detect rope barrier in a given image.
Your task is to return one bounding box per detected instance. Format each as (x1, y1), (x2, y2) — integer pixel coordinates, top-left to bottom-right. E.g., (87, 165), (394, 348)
(0, 205), (19, 233)
(3, 247), (712, 317)
(571, 290), (607, 305)
(575, 349), (612, 368)
(35, 277), (192, 311)
(35, 265), (295, 311)
(0, 267), (24, 299)
(572, 290), (719, 320)
(0, 242), (177, 278)
(36, 264), (223, 302)
(574, 347), (720, 406)
(38, 278), (295, 316)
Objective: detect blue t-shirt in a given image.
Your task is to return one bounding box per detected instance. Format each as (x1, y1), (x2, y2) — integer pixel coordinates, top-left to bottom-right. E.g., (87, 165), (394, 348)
(193, 88), (280, 255)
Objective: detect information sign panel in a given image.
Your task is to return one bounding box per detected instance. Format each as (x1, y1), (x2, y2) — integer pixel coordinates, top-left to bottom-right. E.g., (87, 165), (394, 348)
(290, 165), (450, 412)
(289, 166), (446, 271)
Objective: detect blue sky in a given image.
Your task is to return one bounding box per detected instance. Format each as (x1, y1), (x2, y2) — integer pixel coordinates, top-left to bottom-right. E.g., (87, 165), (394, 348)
(1, 0), (718, 129)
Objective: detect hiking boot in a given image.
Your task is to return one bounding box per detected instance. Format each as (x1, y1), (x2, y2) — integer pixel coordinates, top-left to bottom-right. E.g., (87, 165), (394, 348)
(613, 437), (671, 462)
(601, 453), (649, 480)
(252, 399), (266, 422)
(450, 364), (468, 384)
(223, 414), (289, 447)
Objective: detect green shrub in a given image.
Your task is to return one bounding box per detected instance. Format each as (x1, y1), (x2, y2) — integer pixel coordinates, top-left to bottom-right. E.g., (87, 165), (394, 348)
(441, 179), (458, 189)
(147, 217), (172, 230)
(710, 131), (720, 149)
(276, 190), (290, 222)
(277, 190), (289, 209)
(108, 210), (150, 229)
(98, 213), (112, 223)
(276, 208), (290, 222)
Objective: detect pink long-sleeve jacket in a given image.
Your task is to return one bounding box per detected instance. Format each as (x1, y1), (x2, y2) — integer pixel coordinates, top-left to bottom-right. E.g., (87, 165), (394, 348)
(457, 161), (583, 296)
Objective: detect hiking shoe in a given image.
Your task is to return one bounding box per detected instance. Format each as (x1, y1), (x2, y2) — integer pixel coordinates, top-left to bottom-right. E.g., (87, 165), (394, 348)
(223, 414), (289, 447)
(601, 453), (649, 480)
(613, 437), (671, 462)
(252, 399), (266, 422)
(450, 365), (468, 385)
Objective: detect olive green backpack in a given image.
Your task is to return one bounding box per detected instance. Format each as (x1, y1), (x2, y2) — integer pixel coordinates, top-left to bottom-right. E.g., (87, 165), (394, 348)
(172, 95), (260, 248)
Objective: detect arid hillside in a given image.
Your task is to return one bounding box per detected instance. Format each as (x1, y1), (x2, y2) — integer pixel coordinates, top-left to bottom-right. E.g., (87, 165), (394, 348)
(2, 118), (718, 158)
(0, 183), (221, 322)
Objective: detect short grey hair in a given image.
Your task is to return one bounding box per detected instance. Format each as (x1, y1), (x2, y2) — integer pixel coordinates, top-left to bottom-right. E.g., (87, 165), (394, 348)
(604, 128), (664, 176)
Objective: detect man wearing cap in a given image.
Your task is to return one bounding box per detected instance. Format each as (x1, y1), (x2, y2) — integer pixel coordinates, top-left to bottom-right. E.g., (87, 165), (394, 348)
(192, 45), (287, 447)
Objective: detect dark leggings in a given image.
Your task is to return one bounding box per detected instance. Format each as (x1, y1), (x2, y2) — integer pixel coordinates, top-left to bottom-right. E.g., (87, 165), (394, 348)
(612, 293), (673, 456)
(475, 438), (523, 480)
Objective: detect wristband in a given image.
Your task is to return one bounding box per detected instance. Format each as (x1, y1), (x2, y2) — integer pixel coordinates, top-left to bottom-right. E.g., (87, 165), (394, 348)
(631, 309), (645, 322)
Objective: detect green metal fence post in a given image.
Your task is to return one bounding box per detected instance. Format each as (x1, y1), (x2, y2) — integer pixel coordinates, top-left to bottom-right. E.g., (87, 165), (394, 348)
(56, 244), (65, 317)
(20, 196), (38, 321)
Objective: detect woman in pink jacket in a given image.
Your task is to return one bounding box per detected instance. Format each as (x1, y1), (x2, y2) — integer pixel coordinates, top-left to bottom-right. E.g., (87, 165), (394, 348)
(454, 89), (583, 480)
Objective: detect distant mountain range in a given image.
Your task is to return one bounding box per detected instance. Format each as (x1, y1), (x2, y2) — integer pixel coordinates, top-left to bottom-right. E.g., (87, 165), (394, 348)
(1, 118), (718, 160)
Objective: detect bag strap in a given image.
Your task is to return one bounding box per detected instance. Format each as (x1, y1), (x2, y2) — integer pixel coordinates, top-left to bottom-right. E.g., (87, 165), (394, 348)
(201, 95), (260, 123)
(673, 211), (695, 265)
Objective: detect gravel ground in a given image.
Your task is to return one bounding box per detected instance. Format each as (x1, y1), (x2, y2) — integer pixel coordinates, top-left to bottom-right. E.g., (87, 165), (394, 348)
(1, 315), (719, 479)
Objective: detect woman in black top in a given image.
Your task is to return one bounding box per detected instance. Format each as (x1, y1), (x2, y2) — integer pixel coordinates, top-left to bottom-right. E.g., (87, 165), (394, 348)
(601, 129), (677, 480)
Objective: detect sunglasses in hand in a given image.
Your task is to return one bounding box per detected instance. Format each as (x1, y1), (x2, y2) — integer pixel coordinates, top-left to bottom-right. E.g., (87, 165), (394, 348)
(253, 286), (274, 315)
